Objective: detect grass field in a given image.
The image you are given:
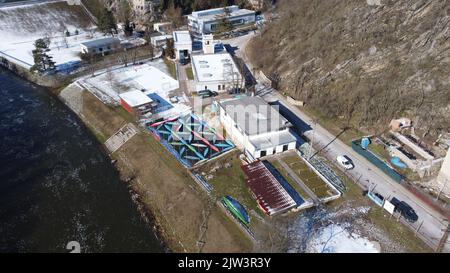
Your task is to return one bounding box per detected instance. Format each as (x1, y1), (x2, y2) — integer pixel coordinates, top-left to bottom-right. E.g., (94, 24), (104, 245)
(196, 151), (265, 219)
(282, 154), (335, 199)
(186, 67), (194, 80)
(164, 57), (177, 79)
(267, 159), (310, 201)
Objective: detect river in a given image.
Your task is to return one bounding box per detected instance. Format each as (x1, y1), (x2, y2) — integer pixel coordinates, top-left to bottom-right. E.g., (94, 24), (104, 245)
(0, 68), (165, 252)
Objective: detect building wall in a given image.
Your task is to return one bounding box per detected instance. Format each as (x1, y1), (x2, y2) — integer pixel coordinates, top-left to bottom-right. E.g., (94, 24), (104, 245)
(120, 99), (134, 114)
(437, 149), (450, 182)
(195, 81), (235, 92)
(80, 41), (121, 55)
(219, 104), (246, 149)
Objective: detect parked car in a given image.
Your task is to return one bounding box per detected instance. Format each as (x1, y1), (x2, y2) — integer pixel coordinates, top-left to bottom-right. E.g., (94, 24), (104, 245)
(336, 155), (354, 170)
(197, 90), (218, 98)
(390, 197), (419, 223)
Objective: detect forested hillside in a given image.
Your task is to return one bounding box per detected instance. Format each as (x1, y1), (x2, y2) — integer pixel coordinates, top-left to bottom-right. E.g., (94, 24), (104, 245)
(248, 0), (450, 137)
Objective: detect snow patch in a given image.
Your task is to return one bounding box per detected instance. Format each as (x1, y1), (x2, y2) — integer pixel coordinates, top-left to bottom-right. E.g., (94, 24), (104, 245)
(307, 224), (381, 253)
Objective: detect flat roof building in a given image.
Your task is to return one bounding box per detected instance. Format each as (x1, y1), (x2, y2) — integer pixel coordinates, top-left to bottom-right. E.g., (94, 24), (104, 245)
(187, 5), (256, 35)
(173, 30), (192, 60)
(80, 37), (121, 55)
(191, 52), (242, 93)
(218, 96), (297, 160)
(119, 90), (155, 116)
(150, 34), (173, 48)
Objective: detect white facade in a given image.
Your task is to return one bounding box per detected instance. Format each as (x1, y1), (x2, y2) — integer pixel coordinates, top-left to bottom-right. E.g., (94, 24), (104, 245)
(153, 22), (172, 34)
(187, 5), (256, 35)
(191, 52), (242, 92)
(202, 34), (214, 54)
(437, 148), (450, 186)
(151, 34), (173, 48)
(80, 37), (121, 55)
(217, 97), (297, 160)
(173, 31), (192, 60)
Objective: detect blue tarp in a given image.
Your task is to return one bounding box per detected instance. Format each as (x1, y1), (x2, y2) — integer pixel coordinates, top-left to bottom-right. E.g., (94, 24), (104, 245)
(391, 156), (407, 169)
(147, 93), (173, 113)
(361, 137), (371, 150)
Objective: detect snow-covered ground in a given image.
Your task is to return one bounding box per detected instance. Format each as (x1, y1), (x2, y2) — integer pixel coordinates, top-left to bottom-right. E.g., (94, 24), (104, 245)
(283, 204), (409, 253)
(0, 1), (145, 73)
(0, 1), (99, 71)
(306, 224), (380, 253)
(81, 59), (190, 119)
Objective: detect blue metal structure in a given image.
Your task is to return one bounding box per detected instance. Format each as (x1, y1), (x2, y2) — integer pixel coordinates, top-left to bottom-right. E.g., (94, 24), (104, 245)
(148, 113), (235, 167)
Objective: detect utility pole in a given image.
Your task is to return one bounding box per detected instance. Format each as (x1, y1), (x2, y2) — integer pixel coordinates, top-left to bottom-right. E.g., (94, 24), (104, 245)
(309, 126), (349, 160)
(308, 118), (318, 160)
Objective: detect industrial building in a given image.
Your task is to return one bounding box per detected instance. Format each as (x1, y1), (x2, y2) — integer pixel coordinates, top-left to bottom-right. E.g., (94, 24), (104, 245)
(80, 37), (121, 55)
(218, 96), (297, 160)
(119, 90), (155, 116)
(187, 5), (256, 35)
(173, 30), (192, 60)
(191, 52), (242, 92)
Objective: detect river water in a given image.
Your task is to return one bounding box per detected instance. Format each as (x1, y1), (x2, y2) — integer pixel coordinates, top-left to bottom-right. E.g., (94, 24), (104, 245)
(0, 68), (165, 252)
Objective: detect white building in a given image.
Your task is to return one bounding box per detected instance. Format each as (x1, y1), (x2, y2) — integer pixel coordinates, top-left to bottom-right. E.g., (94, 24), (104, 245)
(187, 5), (256, 35)
(119, 90), (155, 116)
(80, 37), (121, 55)
(153, 22), (172, 34)
(191, 52), (242, 92)
(150, 34), (173, 48)
(218, 96), (297, 160)
(173, 30), (192, 60)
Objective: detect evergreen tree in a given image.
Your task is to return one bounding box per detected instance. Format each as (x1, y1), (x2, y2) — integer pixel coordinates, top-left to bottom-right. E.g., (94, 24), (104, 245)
(123, 18), (134, 37)
(30, 38), (55, 73)
(98, 8), (117, 35)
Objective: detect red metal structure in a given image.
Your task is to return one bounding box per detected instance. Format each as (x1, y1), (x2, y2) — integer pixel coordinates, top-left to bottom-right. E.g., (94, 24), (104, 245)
(241, 161), (296, 216)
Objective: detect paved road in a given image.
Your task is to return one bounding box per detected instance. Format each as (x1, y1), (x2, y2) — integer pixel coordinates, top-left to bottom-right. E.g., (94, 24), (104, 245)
(225, 32), (450, 252)
(262, 89), (449, 251)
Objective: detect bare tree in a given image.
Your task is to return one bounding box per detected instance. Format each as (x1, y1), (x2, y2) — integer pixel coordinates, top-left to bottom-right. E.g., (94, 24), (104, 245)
(62, 33), (69, 48)
(117, 49), (129, 67)
(131, 49), (138, 65)
(106, 65), (114, 87)
(148, 43), (154, 60)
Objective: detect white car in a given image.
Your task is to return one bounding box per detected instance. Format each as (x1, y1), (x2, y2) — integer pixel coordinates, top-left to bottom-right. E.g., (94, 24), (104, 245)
(337, 155), (354, 170)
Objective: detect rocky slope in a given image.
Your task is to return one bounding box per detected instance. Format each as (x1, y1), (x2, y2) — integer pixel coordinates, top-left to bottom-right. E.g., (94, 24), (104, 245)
(248, 0), (450, 137)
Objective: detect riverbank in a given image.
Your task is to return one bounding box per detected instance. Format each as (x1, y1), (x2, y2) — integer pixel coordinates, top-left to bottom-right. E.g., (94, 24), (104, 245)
(58, 82), (253, 252)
